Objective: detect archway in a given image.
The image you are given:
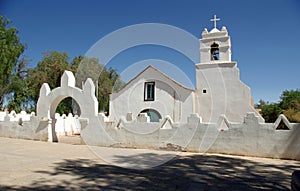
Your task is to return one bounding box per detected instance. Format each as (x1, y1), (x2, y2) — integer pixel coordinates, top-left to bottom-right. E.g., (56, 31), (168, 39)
(36, 71), (98, 142)
(139, 108), (162, 122)
(52, 97), (83, 144)
(55, 97), (81, 116)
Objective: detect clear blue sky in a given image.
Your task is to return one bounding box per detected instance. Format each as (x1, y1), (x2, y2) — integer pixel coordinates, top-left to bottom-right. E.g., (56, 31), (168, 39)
(1, 0), (299, 103)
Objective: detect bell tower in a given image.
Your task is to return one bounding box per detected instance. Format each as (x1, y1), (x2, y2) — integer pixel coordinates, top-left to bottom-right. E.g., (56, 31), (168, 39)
(195, 15), (264, 124)
(199, 15), (231, 64)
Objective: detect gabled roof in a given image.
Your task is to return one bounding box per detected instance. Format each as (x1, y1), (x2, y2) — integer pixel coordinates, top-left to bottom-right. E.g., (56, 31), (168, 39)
(113, 65), (194, 94)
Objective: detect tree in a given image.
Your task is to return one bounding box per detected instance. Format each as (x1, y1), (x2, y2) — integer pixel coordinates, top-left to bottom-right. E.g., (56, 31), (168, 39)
(0, 15), (26, 109)
(70, 56), (124, 113)
(279, 89), (300, 122)
(260, 102), (282, 123)
(283, 101), (300, 123)
(256, 89), (300, 123)
(26, 51), (71, 112)
(279, 89), (300, 110)
(6, 57), (30, 112)
(97, 67), (121, 112)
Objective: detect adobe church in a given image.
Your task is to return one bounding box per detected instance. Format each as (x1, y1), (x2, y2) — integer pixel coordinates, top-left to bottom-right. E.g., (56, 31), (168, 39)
(109, 16), (264, 124)
(4, 16), (299, 161)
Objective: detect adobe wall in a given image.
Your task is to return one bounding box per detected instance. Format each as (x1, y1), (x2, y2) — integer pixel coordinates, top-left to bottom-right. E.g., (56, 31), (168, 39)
(0, 109), (299, 160)
(93, 113), (300, 160)
(0, 115), (48, 141)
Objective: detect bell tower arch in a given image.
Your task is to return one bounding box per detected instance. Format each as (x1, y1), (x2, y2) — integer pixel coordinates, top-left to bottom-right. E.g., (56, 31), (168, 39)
(199, 15), (231, 64)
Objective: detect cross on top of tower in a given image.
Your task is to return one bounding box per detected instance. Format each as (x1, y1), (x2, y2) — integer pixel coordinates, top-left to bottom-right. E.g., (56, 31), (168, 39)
(210, 15), (220, 29)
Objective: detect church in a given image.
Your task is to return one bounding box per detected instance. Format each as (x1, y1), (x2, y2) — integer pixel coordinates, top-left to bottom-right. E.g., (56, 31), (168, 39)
(4, 16), (299, 161)
(109, 16), (264, 124)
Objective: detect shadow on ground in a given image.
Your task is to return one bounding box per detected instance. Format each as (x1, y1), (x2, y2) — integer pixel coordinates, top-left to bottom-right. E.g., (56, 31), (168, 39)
(1, 153), (299, 191)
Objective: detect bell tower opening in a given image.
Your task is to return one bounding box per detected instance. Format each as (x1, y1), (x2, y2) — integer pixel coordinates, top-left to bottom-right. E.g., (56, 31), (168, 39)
(210, 42), (219, 61)
(199, 15), (231, 64)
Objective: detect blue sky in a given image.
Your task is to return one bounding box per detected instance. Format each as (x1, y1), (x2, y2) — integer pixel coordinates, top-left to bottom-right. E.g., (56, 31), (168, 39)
(1, 0), (299, 103)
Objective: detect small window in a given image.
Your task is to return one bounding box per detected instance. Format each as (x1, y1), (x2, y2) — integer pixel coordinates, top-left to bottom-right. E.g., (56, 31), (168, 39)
(203, 89), (207, 94)
(211, 42), (219, 61)
(144, 82), (155, 101)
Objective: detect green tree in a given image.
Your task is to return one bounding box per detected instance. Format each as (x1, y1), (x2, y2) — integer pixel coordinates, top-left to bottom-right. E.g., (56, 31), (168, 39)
(0, 16), (26, 109)
(26, 51), (71, 112)
(97, 67), (121, 112)
(279, 89), (300, 110)
(70, 56), (124, 113)
(283, 101), (300, 123)
(256, 89), (300, 123)
(279, 89), (300, 122)
(6, 57), (30, 112)
(261, 103), (282, 123)
(256, 100), (282, 123)
(26, 53), (123, 115)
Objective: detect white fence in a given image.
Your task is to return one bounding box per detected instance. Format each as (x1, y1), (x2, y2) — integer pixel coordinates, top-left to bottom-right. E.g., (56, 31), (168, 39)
(54, 113), (81, 136)
(0, 110), (81, 136)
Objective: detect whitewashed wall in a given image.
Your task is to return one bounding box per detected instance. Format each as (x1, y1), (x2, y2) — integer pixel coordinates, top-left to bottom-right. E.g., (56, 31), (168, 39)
(109, 66), (195, 123)
(98, 113), (300, 160)
(0, 110), (81, 136)
(54, 113), (81, 136)
(0, 110), (35, 122)
(196, 62), (264, 123)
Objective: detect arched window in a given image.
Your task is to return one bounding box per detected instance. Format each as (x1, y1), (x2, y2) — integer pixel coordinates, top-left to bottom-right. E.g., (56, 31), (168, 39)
(210, 42), (219, 61)
(139, 109), (162, 122)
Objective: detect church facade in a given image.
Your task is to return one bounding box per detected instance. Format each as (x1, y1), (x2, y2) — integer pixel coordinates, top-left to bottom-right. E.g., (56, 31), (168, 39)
(109, 19), (264, 124)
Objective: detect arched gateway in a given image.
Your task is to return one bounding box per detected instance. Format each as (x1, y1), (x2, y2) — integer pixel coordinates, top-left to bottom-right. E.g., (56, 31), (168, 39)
(36, 71), (98, 142)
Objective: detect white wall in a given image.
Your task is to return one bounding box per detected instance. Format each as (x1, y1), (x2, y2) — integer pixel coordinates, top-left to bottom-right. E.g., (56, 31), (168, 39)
(98, 113), (300, 160)
(109, 66), (195, 123)
(195, 62), (264, 123)
(0, 110), (35, 122)
(54, 113), (81, 136)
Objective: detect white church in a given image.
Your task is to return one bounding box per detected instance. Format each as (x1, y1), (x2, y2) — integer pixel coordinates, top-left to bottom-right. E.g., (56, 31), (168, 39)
(3, 16), (299, 161)
(109, 16), (264, 124)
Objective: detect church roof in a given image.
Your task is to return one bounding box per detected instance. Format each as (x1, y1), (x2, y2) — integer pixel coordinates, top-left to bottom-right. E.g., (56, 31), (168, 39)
(113, 65), (194, 94)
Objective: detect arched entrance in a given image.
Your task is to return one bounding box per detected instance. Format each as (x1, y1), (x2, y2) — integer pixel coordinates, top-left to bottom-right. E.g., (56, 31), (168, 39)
(55, 97), (81, 116)
(36, 71), (98, 142)
(139, 108), (162, 122)
(52, 97), (82, 144)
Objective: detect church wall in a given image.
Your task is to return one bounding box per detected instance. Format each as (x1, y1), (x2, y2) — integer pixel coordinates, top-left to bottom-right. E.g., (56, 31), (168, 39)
(196, 62), (264, 123)
(109, 67), (195, 123)
(109, 77), (194, 123)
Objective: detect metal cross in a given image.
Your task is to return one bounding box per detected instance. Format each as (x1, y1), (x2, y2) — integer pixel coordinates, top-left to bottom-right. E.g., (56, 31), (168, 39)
(210, 15), (220, 29)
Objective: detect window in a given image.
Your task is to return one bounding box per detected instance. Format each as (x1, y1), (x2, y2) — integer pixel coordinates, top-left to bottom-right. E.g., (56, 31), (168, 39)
(140, 109), (161, 122)
(202, 89), (207, 94)
(210, 42), (219, 61)
(144, 82), (155, 101)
